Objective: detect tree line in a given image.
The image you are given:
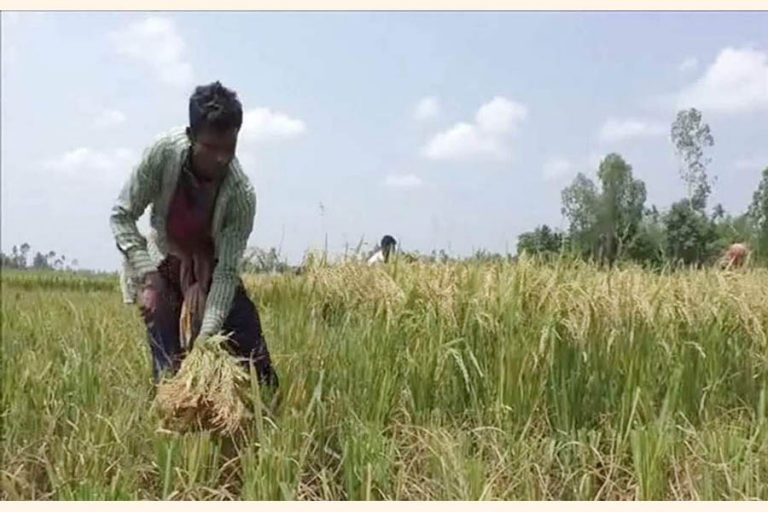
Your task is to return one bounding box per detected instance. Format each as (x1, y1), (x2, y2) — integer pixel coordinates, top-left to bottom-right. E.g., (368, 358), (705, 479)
(0, 243), (78, 271)
(517, 108), (768, 268)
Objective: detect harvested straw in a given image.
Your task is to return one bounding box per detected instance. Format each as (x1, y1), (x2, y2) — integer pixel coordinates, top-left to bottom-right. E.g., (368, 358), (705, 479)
(154, 278), (254, 434)
(154, 333), (252, 434)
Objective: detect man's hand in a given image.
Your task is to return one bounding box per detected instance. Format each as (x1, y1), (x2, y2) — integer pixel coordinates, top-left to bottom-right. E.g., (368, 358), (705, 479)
(192, 333), (207, 351)
(138, 271), (164, 322)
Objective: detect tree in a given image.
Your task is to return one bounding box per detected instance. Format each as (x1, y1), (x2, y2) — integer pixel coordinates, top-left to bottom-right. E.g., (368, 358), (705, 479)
(626, 206), (666, 268)
(1, 245), (76, 272)
(560, 155), (649, 266)
(32, 252), (51, 269)
(20, 243), (30, 263)
(7, 243), (31, 269)
(1, 252), (18, 269)
(561, 172), (600, 259)
(663, 200), (718, 266)
(517, 224), (565, 258)
(595, 153), (647, 265)
(671, 108), (715, 211)
(748, 166), (768, 260)
(711, 203), (726, 222)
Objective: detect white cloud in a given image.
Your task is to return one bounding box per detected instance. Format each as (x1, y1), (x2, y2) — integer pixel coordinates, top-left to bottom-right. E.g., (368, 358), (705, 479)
(734, 156), (768, 171)
(384, 173), (423, 189)
(93, 109), (127, 128)
(110, 17), (193, 88)
(677, 47), (768, 114)
(414, 96), (440, 121)
(422, 123), (503, 161)
(542, 158), (575, 181)
(598, 118), (666, 144)
(421, 96), (528, 162)
(475, 97), (528, 134)
(41, 147), (136, 182)
(679, 57), (699, 73)
(235, 107), (307, 172)
(240, 107), (307, 143)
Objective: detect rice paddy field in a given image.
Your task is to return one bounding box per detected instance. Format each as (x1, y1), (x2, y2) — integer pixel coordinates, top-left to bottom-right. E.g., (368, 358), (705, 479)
(2, 258), (767, 500)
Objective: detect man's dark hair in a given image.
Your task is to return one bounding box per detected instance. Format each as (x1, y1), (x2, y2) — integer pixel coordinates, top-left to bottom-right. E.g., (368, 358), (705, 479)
(188, 81), (243, 135)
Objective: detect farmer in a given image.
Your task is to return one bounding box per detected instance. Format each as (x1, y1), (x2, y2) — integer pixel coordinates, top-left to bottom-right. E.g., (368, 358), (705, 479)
(367, 235), (397, 265)
(111, 81), (278, 389)
(720, 242), (748, 270)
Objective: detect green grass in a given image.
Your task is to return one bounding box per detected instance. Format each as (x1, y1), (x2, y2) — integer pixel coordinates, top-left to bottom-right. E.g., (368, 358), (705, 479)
(2, 258), (767, 500)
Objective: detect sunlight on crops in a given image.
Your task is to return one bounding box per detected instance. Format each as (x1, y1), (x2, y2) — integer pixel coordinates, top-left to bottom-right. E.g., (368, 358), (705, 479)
(2, 258), (767, 500)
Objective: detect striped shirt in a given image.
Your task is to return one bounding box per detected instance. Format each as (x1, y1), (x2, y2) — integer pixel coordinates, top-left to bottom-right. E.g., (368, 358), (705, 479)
(110, 127), (256, 338)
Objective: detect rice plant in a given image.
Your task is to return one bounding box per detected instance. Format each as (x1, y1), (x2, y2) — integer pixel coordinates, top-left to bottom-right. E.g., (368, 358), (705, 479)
(2, 258), (766, 500)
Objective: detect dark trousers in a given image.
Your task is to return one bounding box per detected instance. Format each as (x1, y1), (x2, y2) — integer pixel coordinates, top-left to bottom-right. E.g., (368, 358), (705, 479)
(144, 257), (278, 388)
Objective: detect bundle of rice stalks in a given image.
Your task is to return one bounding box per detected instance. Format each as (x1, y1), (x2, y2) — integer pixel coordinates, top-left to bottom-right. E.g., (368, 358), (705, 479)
(153, 333), (252, 435)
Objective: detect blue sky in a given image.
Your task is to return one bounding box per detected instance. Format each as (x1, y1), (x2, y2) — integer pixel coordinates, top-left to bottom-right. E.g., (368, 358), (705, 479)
(2, 11), (767, 270)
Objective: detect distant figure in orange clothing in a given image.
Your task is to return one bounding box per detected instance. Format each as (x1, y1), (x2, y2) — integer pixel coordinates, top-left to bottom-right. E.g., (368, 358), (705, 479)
(720, 242), (748, 270)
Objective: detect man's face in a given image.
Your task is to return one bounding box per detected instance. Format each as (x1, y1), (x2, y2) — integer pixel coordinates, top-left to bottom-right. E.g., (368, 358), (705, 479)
(188, 125), (239, 181)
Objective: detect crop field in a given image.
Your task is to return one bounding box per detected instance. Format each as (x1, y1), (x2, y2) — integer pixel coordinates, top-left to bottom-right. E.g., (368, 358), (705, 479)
(2, 259), (767, 500)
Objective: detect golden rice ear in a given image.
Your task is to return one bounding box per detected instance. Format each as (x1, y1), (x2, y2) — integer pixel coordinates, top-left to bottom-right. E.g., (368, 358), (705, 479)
(154, 331), (251, 435)
(179, 297), (194, 351)
(179, 283), (207, 352)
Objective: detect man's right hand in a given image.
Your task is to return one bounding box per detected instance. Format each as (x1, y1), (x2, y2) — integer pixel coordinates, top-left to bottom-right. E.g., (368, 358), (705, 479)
(138, 271), (164, 322)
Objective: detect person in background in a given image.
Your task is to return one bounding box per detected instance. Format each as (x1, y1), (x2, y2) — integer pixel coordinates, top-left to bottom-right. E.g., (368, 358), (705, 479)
(720, 242), (749, 270)
(110, 81), (278, 388)
(367, 235), (397, 265)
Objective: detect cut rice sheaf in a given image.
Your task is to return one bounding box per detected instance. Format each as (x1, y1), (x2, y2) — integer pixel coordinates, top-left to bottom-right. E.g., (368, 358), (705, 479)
(154, 333), (252, 435)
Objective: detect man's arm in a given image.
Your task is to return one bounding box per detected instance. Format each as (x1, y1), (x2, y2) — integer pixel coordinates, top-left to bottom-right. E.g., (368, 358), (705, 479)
(198, 185), (256, 338)
(110, 139), (166, 281)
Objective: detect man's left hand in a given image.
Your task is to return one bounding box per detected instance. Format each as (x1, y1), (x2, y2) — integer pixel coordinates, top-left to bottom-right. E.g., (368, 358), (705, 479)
(191, 333), (207, 351)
